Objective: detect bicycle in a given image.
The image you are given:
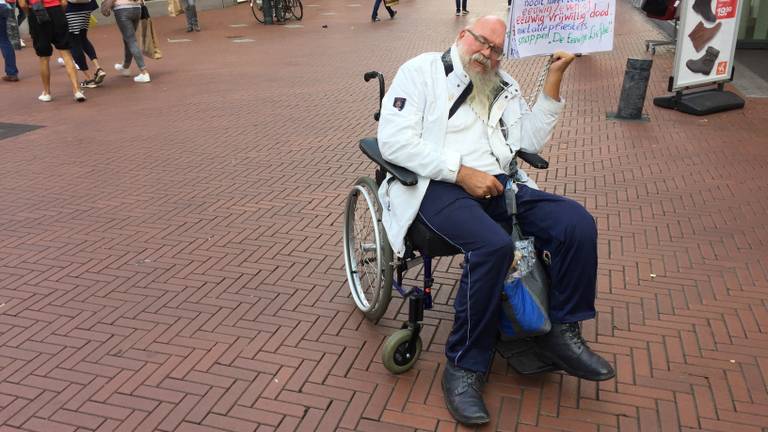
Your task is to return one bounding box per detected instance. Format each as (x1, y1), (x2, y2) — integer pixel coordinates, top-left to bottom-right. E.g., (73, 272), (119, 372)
(251, 0), (303, 23)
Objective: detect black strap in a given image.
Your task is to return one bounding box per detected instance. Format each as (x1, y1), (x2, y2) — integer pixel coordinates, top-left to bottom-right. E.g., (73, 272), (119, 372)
(442, 50), (473, 120)
(441, 50), (453, 76)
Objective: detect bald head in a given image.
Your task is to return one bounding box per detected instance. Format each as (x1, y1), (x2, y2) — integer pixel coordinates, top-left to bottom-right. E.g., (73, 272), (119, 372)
(468, 15), (507, 41)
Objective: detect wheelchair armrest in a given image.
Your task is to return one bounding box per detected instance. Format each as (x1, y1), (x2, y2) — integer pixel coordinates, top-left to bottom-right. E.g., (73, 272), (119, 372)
(517, 151), (549, 169)
(359, 138), (418, 186)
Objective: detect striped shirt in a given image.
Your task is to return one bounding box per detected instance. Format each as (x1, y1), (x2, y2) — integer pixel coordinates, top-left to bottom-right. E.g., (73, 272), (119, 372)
(66, 0), (97, 33)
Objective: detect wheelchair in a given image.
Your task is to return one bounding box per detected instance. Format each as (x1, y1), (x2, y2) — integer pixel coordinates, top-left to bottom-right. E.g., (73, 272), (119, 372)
(343, 71), (553, 375)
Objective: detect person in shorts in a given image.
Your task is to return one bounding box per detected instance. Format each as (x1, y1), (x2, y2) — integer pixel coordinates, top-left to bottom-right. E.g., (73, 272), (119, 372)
(19, 0), (85, 101)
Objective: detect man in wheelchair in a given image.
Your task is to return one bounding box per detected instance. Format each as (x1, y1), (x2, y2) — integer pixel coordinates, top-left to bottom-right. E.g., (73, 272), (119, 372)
(376, 15), (615, 425)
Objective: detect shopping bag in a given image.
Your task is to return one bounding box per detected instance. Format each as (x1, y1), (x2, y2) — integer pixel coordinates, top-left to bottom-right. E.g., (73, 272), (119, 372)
(140, 18), (163, 60)
(168, 0), (183, 17)
(499, 224), (551, 340)
(140, 3), (150, 19)
(384, 0), (398, 6)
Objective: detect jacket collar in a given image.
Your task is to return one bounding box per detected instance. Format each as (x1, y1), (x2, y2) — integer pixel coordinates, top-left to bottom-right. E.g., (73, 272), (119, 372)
(448, 45), (471, 87)
(447, 45), (521, 100)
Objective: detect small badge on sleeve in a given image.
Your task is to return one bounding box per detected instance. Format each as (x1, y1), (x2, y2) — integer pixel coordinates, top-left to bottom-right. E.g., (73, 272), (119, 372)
(393, 97), (407, 111)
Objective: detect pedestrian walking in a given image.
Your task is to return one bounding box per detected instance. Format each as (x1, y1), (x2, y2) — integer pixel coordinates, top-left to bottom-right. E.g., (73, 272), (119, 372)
(0, 0), (19, 81)
(66, 0), (106, 88)
(18, 0), (85, 101)
(371, 0), (395, 22)
(100, 0), (150, 83)
(182, 0), (199, 32)
(455, 0), (468, 16)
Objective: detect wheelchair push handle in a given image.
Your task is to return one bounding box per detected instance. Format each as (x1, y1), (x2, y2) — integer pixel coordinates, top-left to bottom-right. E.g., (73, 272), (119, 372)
(363, 71), (385, 122)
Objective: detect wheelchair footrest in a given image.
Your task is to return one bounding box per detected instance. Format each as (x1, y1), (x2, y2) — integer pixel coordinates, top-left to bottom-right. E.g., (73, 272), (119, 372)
(497, 338), (560, 375)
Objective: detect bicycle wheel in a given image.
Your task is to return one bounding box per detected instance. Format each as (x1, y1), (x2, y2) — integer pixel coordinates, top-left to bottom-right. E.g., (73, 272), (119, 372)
(250, 0), (265, 23)
(343, 176), (393, 323)
(290, 0), (303, 20)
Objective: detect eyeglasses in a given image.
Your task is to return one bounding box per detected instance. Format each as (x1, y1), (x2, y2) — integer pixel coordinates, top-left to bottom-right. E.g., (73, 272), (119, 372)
(465, 29), (504, 59)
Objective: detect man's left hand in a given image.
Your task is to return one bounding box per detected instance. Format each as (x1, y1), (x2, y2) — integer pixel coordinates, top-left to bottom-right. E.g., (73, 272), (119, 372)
(549, 51), (576, 75)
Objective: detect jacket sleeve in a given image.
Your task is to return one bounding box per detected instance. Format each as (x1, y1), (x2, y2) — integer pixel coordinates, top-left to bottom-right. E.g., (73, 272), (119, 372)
(377, 60), (462, 183)
(516, 93), (564, 154)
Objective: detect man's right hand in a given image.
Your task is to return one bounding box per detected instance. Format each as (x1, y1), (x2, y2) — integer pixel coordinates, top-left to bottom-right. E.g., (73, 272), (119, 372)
(455, 165), (504, 199)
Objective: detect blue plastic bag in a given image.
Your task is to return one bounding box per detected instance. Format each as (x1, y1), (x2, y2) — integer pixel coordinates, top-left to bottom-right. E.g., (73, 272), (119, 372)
(499, 229), (551, 340)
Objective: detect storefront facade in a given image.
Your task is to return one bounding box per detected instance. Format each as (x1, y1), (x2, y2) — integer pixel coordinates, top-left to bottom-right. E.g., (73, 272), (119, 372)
(737, 0), (767, 47)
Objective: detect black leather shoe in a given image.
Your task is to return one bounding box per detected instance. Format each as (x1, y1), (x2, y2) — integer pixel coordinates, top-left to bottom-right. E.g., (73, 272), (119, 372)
(442, 363), (490, 425)
(536, 322), (615, 381)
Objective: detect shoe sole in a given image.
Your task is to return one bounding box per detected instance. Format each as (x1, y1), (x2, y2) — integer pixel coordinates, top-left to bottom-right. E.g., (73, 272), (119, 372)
(441, 375), (490, 425)
(536, 351), (616, 381)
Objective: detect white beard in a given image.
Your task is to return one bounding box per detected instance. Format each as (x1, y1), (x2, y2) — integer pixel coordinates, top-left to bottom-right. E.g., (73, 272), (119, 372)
(460, 52), (502, 120)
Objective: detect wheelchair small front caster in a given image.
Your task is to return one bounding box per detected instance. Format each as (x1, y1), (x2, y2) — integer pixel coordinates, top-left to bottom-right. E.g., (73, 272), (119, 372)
(381, 329), (422, 374)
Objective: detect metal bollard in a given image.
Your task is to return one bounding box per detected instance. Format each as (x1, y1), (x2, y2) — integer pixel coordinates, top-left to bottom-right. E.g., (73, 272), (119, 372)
(264, 0), (273, 24)
(608, 58), (653, 121)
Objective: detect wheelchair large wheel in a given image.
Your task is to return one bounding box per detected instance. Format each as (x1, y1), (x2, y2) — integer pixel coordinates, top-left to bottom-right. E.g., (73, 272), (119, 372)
(381, 329), (422, 374)
(343, 176), (393, 323)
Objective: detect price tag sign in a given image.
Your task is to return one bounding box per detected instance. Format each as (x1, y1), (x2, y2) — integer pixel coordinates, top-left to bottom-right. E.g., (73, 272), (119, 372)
(715, 0), (736, 19)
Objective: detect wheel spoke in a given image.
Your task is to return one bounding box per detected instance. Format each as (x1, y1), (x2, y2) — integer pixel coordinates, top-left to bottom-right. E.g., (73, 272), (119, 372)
(352, 193), (380, 305)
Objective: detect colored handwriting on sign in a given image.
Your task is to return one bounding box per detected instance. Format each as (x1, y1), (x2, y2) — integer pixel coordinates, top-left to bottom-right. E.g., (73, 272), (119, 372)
(507, 0), (614, 57)
(715, 0), (737, 19)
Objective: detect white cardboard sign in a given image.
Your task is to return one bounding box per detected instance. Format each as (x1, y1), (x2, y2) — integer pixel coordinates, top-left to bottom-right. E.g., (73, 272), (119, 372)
(505, 0), (615, 58)
(672, 0), (743, 90)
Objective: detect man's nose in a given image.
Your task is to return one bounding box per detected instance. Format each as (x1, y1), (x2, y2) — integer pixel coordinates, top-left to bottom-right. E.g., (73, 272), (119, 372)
(480, 45), (493, 56)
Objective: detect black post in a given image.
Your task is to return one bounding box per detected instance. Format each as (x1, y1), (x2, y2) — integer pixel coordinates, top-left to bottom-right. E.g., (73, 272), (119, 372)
(264, 0), (273, 24)
(608, 58), (653, 121)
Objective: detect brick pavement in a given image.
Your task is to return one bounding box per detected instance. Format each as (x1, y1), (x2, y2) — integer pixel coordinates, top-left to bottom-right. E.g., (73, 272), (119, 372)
(2, 0), (768, 430)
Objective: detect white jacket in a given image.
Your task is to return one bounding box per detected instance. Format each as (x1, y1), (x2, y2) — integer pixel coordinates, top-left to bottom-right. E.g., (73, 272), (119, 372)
(377, 45), (564, 257)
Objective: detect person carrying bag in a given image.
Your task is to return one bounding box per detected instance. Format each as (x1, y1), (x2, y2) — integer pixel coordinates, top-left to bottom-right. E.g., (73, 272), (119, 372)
(102, 0), (152, 82)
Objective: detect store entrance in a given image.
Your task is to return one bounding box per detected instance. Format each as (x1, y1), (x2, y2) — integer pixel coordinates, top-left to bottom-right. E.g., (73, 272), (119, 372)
(738, 0), (768, 48)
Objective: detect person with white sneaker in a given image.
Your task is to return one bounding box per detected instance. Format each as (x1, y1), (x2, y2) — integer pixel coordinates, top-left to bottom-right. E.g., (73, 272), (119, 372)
(18, 0), (86, 102)
(100, 0), (149, 83)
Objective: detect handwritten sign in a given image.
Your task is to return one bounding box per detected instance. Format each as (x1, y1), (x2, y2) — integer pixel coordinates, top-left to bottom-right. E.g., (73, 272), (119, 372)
(505, 0), (615, 58)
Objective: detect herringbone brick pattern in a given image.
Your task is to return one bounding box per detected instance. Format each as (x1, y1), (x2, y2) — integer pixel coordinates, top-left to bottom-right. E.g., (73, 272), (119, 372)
(1, 0), (767, 430)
